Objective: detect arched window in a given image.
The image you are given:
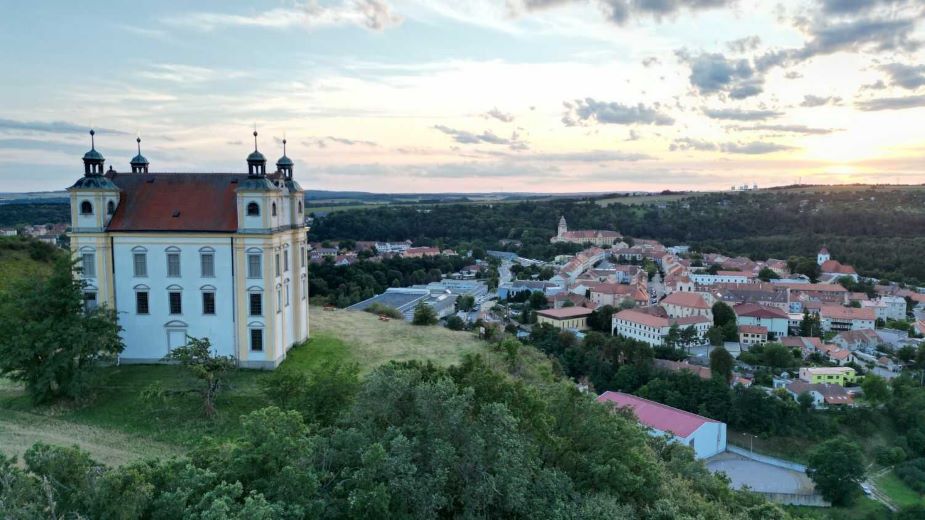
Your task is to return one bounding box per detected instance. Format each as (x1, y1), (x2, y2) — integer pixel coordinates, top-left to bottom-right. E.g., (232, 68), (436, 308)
(298, 201), (302, 214)
(106, 200), (115, 215)
(246, 202), (260, 216)
(271, 202), (277, 216)
(80, 200), (93, 215)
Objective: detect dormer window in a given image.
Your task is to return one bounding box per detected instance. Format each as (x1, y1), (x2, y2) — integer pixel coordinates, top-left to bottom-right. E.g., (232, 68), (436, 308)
(247, 202), (260, 216)
(80, 201), (93, 215)
(107, 201), (115, 215)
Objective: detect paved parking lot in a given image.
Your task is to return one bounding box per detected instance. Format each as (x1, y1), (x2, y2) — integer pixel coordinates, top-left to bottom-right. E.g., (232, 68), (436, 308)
(705, 452), (815, 494)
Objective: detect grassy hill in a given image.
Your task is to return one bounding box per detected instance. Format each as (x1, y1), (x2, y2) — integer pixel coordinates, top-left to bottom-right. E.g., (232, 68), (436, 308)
(0, 236), (59, 291)
(0, 307), (505, 463)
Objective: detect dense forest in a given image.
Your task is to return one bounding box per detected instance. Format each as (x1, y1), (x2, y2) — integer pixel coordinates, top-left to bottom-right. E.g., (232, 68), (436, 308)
(310, 188), (925, 284)
(0, 202), (69, 228)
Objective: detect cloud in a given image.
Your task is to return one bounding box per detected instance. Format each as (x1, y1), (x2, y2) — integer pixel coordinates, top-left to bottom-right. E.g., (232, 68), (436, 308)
(528, 150), (654, 162)
(720, 141), (795, 154)
(855, 94), (925, 111)
(702, 108), (782, 120)
(562, 98), (674, 126)
(730, 124), (840, 135)
(678, 51), (762, 98)
(483, 107), (515, 122)
(819, 0), (912, 15)
(800, 95), (842, 107)
(303, 136), (378, 148)
(670, 137), (718, 151)
(880, 63), (925, 90)
(509, 0), (734, 26)
(784, 71), (803, 79)
(0, 118), (126, 136)
(642, 57), (660, 67)
(726, 35), (762, 53)
(433, 125), (527, 150)
(166, 0), (402, 32)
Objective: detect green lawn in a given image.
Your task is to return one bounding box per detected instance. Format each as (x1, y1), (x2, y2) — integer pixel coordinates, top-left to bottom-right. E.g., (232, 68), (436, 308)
(874, 470), (924, 509)
(0, 308), (495, 463)
(786, 498), (892, 519)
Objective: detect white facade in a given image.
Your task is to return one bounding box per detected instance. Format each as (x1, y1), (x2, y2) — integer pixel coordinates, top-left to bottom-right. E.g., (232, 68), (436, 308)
(612, 310), (710, 346)
(690, 272), (750, 285)
(735, 314), (788, 338)
(68, 135), (309, 369)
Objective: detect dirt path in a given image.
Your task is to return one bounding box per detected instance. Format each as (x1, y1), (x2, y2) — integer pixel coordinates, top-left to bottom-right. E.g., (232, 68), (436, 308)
(0, 409), (181, 467)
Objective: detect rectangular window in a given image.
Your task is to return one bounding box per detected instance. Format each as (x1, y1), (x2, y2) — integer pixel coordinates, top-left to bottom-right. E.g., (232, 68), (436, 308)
(277, 288), (282, 312)
(83, 291), (97, 311)
(250, 328), (264, 352)
(168, 291), (182, 314)
(167, 252), (181, 277)
(285, 283), (290, 306)
(202, 292), (215, 315)
(247, 254), (261, 278)
(283, 250), (289, 272)
(275, 253), (280, 277)
(136, 291), (149, 314)
(133, 253), (147, 277)
(249, 293), (262, 316)
(81, 253), (95, 277)
(200, 253), (215, 278)
(302, 278), (307, 300)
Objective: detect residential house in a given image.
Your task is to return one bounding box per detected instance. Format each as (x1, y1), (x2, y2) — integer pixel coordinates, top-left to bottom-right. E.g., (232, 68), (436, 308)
(738, 325), (768, 347)
(536, 306), (593, 331)
(832, 329), (881, 351)
(733, 303), (789, 338)
(780, 336), (825, 358)
(590, 282), (648, 308)
(597, 391), (727, 459)
(819, 305), (876, 332)
(816, 344), (856, 365)
(798, 367), (857, 386)
(783, 381), (853, 408)
(661, 292), (713, 320)
(690, 271), (754, 285)
(612, 309), (710, 346)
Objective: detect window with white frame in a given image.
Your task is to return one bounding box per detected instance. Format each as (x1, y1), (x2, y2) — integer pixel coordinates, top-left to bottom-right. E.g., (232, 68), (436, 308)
(133, 251), (147, 277)
(81, 252), (95, 277)
(249, 292), (262, 316)
(200, 250), (215, 278)
(250, 327), (264, 351)
(136, 290), (149, 314)
(166, 249), (181, 277)
(202, 290), (216, 315)
(168, 290), (182, 314)
(247, 253), (261, 278)
(83, 291), (97, 311)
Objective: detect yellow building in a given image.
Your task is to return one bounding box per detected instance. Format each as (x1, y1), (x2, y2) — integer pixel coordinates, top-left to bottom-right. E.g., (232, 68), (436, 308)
(536, 307), (593, 331)
(798, 367), (856, 386)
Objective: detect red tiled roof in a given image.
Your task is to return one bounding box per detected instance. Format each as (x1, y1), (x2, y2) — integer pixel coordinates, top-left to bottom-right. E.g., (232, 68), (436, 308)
(821, 305), (875, 321)
(662, 292), (710, 309)
(654, 359), (712, 380)
(733, 303), (788, 319)
(107, 173), (243, 232)
(591, 283), (636, 295)
(738, 325), (768, 334)
(597, 391), (719, 437)
(536, 307), (594, 319)
(821, 259), (857, 275)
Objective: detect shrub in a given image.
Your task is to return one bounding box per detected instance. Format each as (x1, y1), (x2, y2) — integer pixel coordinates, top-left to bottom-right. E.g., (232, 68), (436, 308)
(364, 302), (403, 319)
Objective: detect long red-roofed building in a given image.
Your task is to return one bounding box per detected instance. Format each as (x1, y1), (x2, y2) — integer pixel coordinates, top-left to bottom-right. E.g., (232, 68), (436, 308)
(597, 391), (727, 459)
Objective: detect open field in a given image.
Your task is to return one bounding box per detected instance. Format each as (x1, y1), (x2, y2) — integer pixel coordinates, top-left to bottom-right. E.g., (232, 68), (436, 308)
(595, 191), (714, 206)
(0, 308), (490, 463)
(312, 306), (484, 373)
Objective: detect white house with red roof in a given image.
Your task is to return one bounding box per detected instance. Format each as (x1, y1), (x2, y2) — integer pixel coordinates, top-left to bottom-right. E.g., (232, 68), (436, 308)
(612, 309), (710, 346)
(661, 292), (713, 320)
(819, 305), (876, 332)
(597, 391), (727, 459)
(733, 303), (790, 338)
(68, 131), (310, 368)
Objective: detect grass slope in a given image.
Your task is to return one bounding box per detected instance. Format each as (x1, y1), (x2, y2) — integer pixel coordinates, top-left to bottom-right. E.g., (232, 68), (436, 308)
(0, 307), (492, 463)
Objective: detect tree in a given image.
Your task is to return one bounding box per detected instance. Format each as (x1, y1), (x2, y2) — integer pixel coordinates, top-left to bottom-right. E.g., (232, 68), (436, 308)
(799, 310), (822, 338)
(0, 257), (123, 404)
(706, 326), (725, 346)
(412, 302), (438, 326)
(679, 325), (699, 352)
(664, 323), (681, 350)
(445, 315), (465, 331)
(163, 336), (236, 417)
(528, 290), (548, 310)
(757, 267), (780, 282)
(712, 301), (736, 328)
(793, 257), (821, 283)
(710, 347), (734, 384)
(806, 437), (865, 506)
(861, 375), (890, 404)
(262, 360), (360, 426)
(456, 295), (476, 312)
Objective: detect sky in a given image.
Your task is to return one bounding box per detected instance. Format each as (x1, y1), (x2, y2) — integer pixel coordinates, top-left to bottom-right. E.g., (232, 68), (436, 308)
(0, 0), (924, 193)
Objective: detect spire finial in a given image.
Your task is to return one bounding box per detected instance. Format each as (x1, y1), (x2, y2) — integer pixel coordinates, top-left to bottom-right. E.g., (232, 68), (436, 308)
(136, 135), (142, 155)
(90, 128), (96, 149)
(253, 128), (258, 151)
(282, 137), (287, 155)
